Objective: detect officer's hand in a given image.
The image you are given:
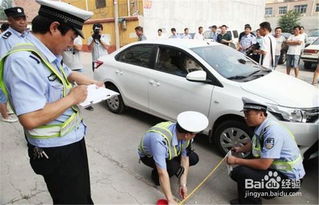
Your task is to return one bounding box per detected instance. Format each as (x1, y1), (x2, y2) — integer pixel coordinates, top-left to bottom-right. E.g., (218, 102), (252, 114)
(227, 155), (238, 165)
(179, 185), (188, 199)
(69, 85), (87, 104)
(94, 81), (105, 88)
(231, 146), (242, 153)
(168, 199), (178, 205)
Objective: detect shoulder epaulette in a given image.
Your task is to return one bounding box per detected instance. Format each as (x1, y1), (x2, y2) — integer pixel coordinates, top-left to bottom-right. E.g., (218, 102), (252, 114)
(2, 31), (12, 39)
(29, 54), (40, 64)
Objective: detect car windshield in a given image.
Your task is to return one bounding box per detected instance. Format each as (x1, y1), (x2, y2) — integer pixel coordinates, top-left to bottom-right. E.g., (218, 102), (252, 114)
(191, 45), (266, 80)
(312, 38), (319, 45)
(308, 30), (319, 37)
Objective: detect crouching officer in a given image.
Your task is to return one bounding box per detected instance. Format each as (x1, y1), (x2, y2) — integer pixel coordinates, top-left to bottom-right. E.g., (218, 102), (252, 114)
(0, 0), (103, 203)
(138, 111), (208, 205)
(227, 97), (305, 204)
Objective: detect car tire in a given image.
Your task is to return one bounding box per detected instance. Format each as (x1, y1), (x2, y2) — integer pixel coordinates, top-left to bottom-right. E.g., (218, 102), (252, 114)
(213, 120), (253, 157)
(303, 62), (312, 70)
(105, 84), (125, 114)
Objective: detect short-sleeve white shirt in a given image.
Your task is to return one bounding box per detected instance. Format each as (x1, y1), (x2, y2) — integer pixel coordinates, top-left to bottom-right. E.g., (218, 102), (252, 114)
(260, 33), (276, 69)
(287, 34), (303, 55)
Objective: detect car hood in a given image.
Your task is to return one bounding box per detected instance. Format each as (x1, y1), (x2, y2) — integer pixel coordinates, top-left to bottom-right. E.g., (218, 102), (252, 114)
(240, 71), (319, 108)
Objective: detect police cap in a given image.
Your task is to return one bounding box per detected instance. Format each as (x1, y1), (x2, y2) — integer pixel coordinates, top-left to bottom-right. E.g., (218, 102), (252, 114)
(4, 7), (26, 18)
(177, 111), (209, 133)
(36, 0), (93, 38)
(242, 97), (267, 112)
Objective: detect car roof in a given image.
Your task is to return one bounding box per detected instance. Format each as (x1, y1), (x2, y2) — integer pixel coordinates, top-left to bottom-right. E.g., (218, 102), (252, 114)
(128, 39), (218, 49)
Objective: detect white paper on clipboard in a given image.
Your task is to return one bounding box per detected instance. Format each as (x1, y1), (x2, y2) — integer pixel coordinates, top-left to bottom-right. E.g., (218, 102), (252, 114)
(226, 151), (233, 176)
(79, 84), (119, 107)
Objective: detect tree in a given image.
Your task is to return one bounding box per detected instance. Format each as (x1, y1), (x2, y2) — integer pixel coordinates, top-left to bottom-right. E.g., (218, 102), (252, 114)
(278, 10), (301, 33)
(0, 0), (13, 20)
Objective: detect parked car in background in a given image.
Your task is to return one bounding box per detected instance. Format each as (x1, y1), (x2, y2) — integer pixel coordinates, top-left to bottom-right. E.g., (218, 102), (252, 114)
(301, 37), (319, 69)
(94, 39), (319, 157)
(306, 29), (319, 47)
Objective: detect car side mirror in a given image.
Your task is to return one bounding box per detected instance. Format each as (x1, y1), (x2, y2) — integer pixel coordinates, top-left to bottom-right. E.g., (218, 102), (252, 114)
(186, 70), (207, 82)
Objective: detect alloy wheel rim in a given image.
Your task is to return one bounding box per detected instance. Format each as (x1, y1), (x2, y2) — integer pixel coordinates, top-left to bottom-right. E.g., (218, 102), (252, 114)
(219, 127), (251, 157)
(107, 96), (120, 110)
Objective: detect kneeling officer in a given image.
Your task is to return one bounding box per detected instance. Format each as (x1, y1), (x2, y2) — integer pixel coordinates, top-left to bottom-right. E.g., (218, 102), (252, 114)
(138, 111), (208, 205)
(227, 97), (305, 204)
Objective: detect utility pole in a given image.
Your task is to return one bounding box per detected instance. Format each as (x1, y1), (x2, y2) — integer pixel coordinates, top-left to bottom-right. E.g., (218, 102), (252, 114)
(114, 0), (120, 50)
(127, 0), (131, 16)
(85, 0), (89, 11)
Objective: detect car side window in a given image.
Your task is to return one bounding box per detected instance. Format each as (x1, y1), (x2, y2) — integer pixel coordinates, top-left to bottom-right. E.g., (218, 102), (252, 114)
(116, 45), (154, 68)
(155, 47), (203, 77)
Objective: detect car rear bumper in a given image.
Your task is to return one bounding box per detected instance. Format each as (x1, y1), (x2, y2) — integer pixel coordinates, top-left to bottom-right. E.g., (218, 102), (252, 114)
(300, 57), (318, 63)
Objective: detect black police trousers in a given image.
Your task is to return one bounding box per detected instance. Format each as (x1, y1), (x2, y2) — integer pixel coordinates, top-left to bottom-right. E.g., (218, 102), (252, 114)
(27, 138), (93, 204)
(140, 150), (199, 179)
(230, 165), (301, 204)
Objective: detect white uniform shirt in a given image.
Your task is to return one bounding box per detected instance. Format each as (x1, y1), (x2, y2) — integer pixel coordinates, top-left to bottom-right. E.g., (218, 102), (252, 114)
(87, 34), (109, 61)
(287, 34), (303, 55)
(260, 33), (276, 69)
(193, 32), (204, 40)
(62, 36), (83, 71)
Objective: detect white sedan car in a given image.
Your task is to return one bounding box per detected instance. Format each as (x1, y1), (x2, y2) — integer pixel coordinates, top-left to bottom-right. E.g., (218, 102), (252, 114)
(301, 37), (319, 69)
(94, 39), (318, 156)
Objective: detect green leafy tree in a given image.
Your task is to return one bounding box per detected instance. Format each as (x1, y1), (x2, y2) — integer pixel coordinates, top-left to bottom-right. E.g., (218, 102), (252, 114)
(0, 0), (13, 20)
(278, 10), (301, 33)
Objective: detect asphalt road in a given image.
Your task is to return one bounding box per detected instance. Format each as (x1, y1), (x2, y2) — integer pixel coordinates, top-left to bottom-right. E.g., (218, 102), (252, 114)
(0, 52), (317, 204)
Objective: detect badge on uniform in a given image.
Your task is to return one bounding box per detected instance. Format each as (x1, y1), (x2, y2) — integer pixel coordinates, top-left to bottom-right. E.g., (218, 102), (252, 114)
(2, 31), (12, 39)
(265, 138), (275, 149)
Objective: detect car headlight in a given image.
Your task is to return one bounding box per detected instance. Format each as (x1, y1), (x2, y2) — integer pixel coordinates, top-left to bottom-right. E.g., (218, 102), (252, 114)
(268, 105), (319, 123)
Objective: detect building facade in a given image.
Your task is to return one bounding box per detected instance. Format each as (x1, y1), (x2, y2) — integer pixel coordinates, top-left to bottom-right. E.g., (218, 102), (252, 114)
(265, 0), (319, 31)
(142, 0), (265, 39)
(1, 0), (267, 52)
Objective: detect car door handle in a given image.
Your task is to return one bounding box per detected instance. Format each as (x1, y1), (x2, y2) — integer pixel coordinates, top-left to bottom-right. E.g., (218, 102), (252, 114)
(155, 82), (160, 87)
(119, 71), (124, 75)
(149, 80), (155, 85)
(115, 70), (120, 74)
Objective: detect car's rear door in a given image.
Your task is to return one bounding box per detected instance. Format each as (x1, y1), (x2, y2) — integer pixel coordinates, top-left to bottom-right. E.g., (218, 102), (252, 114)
(148, 45), (214, 120)
(114, 44), (157, 111)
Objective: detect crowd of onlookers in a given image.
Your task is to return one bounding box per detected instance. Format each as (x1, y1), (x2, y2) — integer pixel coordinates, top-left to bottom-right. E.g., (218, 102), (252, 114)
(134, 23), (319, 85)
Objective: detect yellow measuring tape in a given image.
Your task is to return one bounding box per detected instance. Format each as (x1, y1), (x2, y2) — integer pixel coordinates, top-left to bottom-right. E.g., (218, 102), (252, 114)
(178, 154), (228, 205)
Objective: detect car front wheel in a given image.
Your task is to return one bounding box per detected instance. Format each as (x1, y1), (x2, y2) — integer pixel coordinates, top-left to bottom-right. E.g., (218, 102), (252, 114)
(105, 85), (125, 114)
(213, 120), (253, 157)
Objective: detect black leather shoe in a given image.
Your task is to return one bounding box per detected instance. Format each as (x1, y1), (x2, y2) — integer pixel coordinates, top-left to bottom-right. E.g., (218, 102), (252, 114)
(230, 198), (239, 205)
(85, 106), (94, 111)
(151, 169), (160, 186)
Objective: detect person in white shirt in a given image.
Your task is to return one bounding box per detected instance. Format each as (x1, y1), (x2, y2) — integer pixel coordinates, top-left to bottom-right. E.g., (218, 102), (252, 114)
(273, 27), (286, 69)
(193, 26), (204, 40)
(88, 23), (109, 71)
(63, 36), (83, 72)
(157, 28), (165, 39)
(255, 22), (276, 69)
(169, 28), (179, 39)
(181, 28), (192, 39)
(286, 26), (303, 78)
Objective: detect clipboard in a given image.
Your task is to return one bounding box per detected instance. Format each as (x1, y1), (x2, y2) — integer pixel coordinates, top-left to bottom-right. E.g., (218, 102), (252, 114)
(79, 84), (119, 107)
